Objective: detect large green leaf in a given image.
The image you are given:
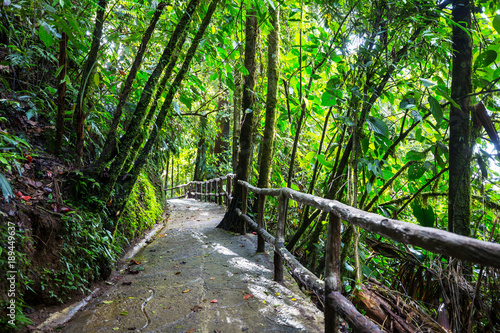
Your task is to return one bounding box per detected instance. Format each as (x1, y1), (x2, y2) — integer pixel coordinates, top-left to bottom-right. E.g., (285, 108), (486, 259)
(367, 116), (389, 137)
(408, 162), (426, 180)
(493, 15), (500, 34)
(320, 91), (336, 106)
(38, 25), (54, 48)
(411, 202), (435, 228)
(475, 50), (497, 68)
(317, 154), (334, 169)
(428, 96), (443, 125)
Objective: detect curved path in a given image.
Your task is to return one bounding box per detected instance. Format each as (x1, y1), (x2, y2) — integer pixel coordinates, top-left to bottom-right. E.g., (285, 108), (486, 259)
(62, 199), (323, 332)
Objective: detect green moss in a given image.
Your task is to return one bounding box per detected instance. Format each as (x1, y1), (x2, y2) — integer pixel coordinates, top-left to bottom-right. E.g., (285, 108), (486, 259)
(116, 172), (163, 241)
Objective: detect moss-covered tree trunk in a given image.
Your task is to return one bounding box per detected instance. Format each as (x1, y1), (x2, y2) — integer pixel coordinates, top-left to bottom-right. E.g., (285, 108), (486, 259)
(74, 0), (108, 165)
(100, 0), (200, 202)
(94, 1), (167, 170)
(194, 117), (208, 181)
(255, 5), (279, 252)
(55, 32), (68, 155)
(448, 0), (472, 237)
(110, 0), (220, 218)
(217, 7), (258, 232)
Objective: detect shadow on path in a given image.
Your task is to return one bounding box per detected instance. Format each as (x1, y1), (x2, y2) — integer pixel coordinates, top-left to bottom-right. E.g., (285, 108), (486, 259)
(62, 199), (324, 332)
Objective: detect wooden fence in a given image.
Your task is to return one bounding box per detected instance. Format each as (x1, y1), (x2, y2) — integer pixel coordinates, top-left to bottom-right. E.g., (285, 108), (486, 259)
(165, 174), (234, 205)
(171, 176), (500, 332)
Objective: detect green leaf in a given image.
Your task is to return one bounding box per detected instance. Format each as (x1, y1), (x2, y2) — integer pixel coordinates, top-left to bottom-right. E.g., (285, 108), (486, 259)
(320, 91), (336, 106)
(420, 78), (436, 88)
(367, 116), (389, 137)
(38, 25), (54, 48)
(93, 73), (100, 87)
(408, 162), (426, 180)
(411, 202), (435, 228)
(406, 150), (427, 161)
(428, 96), (443, 125)
(493, 15), (500, 34)
(317, 154), (334, 169)
(475, 50), (497, 68)
(120, 311), (128, 316)
(399, 97), (415, 110)
(0, 173), (13, 203)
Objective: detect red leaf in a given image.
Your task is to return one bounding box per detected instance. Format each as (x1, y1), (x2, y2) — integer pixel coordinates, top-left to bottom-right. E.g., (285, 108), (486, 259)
(60, 207), (74, 213)
(26, 156), (33, 163)
(210, 299), (218, 303)
(20, 195), (31, 201)
(243, 294), (253, 300)
(15, 191), (22, 197)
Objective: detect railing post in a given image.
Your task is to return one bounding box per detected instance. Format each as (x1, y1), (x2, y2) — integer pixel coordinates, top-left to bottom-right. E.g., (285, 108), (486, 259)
(227, 177), (232, 206)
(274, 192), (287, 283)
(256, 193), (266, 252)
(241, 185), (248, 234)
(218, 179), (223, 205)
(204, 181), (208, 202)
(325, 212), (341, 333)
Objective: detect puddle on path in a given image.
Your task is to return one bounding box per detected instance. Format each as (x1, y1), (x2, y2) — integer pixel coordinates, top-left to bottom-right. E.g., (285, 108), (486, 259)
(61, 199), (324, 332)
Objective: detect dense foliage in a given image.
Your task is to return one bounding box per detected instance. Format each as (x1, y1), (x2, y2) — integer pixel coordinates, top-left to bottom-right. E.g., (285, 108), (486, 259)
(1, 0), (500, 331)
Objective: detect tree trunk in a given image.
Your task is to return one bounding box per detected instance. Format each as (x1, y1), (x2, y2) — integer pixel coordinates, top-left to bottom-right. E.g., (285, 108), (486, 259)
(448, 0), (472, 237)
(94, 1), (166, 170)
(217, 7), (258, 232)
(110, 0), (220, 217)
(255, 5), (279, 252)
(100, 0), (200, 202)
(232, 70), (242, 173)
(55, 32), (68, 155)
(194, 117), (208, 181)
(122, 31), (188, 173)
(74, 0), (108, 165)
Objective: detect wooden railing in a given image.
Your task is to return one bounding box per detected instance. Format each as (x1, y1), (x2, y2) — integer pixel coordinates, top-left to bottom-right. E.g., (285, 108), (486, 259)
(174, 176), (500, 332)
(235, 180), (500, 333)
(166, 174), (234, 206)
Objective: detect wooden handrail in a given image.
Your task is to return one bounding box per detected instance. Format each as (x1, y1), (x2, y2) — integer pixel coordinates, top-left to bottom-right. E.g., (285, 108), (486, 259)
(238, 180), (500, 268)
(235, 179), (500, 332)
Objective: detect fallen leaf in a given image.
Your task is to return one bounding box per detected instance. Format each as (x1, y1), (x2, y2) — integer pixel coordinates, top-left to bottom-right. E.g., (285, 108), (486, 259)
(158, 234), (166, 237)
(209, 277), (215, 280)
(112, 327), (119, 331)
(183, 289), (190, 293)
(14, 191), (22, 197)
(243, 294), (253, 300)
(292, 298), (297, 301)
(275, 292), (280, 296)
(105, 281), (114, 285)
(191, 305), (202, 312)
(186, 329), (196, 333)
(103, 300), (114, 304)
(240, 245), (245, 247)
(210, 299), (218, 303)
(129, 259), (141, 265)
(252, 232), (256, 235)
(120, 311), (128, 316)
(122, 282), (132, 286)
(20, 195), (31, 201)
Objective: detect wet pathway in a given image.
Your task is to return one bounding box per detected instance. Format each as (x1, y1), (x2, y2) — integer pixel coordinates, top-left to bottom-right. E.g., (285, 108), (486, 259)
(62, 199), (323, 332)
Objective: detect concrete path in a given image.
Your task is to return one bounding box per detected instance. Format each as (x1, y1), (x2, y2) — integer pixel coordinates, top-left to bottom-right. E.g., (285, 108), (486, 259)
(62, 199), (324, 332)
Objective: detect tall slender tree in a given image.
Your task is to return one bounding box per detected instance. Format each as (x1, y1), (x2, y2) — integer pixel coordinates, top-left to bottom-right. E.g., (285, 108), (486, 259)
(74, 0), (108, 165)
(255, 4), (279, 251)
(217, 5), (258, 232)
(448, 0), (472, 237)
